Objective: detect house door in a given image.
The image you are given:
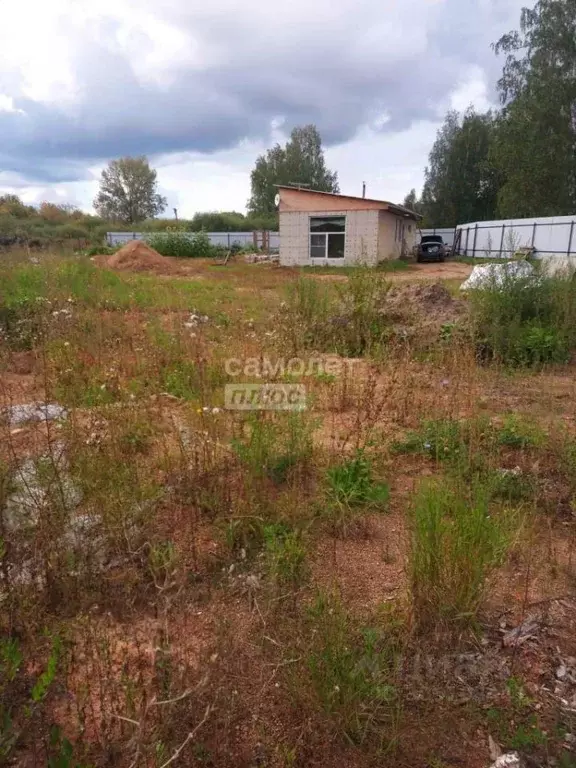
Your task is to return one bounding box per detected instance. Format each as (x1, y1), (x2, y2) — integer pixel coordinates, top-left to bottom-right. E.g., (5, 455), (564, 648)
(309, 216), (346, 265)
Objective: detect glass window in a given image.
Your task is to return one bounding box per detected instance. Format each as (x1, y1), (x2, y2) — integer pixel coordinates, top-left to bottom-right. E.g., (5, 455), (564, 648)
(327, 233), (345, 258)
(310, 243), (326, 259)
(310, 216), (346, 233)
(309, 216), (346, 260)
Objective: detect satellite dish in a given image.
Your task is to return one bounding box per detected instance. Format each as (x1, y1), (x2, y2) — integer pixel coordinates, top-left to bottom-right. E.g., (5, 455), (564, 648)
(274, 193), (280, 207)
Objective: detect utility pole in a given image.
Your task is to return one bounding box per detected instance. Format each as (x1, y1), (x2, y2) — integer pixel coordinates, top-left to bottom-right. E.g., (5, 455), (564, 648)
(362, 182), (366, 198)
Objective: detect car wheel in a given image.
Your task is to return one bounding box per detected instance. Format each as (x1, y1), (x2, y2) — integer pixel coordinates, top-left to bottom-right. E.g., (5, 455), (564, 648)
(439, 255), (445, 263)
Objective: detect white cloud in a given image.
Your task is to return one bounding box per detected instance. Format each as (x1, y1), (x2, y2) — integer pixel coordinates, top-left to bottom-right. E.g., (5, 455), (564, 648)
(0, 0), (526, 212)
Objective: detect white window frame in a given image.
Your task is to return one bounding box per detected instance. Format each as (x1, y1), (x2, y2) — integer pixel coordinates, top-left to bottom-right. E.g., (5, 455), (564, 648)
(309, 215), (347, 260)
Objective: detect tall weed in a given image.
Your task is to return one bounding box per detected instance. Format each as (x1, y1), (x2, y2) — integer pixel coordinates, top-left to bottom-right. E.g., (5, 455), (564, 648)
(410, 478), (522, 632)
(469, 268), (576, 366)
(282, 270), (391, 356)
(303, 593), (399, 745)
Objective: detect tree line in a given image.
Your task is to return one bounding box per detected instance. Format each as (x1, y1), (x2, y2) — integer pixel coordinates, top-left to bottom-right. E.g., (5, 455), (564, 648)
(405, 0), (576, 227)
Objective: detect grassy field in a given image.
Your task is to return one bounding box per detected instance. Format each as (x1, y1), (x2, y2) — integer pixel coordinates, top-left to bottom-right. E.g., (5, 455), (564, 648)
(1, 253), (576, 768)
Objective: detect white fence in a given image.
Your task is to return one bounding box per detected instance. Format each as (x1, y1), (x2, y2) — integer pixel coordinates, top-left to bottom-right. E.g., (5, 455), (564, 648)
(454, 216), (576, 266)
(106, 231), (280, 251)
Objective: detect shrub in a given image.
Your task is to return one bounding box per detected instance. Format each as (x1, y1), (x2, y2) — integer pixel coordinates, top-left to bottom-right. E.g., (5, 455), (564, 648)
(410, 478), (521, 632)
(147, 231), (215, 258)
(469, 268), (576, 366)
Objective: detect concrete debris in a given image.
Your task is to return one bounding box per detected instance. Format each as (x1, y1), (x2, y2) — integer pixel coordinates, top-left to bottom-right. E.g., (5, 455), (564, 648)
(502, 616), (540, 647)
(489, 753), (523, 768)
(244, 253), (279, 264)
(184, 312), (209, 328)
(460, 260), (534, 291)
(488, 734), (502, 762)
(4, 442), (82, 531)
(4, 402), (68, 427)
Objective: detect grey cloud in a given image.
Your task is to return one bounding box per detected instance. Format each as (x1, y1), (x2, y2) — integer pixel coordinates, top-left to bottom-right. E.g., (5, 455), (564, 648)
(0, 0), (524, 184)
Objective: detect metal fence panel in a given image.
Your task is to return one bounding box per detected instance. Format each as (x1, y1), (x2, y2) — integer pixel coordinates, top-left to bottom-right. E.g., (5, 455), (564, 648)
(106, 231), (280, 251)
(454, 216), (576, 266)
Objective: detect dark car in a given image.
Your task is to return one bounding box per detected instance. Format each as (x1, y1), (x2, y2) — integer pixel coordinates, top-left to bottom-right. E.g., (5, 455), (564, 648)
(415, 234), (447, 263)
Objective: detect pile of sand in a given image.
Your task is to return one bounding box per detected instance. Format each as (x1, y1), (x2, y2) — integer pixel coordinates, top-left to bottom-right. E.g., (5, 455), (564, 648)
(106, 240), (174, 273)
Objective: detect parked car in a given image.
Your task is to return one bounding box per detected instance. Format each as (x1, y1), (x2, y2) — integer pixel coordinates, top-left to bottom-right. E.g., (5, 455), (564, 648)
(415, 234), (447, 263)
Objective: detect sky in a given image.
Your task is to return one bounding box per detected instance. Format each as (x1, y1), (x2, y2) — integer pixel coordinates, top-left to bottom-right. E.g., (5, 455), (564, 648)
(0, 0), (526, 217)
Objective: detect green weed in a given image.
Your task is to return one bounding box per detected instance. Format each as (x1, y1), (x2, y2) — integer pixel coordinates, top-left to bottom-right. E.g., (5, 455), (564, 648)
(469, 268), (576, 366)
(263, 524), (308, 589)
(232, 413), (315, 483)
(391, 418), (469, 463)
(147, 230), (215, 258)
(494, 414), (544, 449)
(304, 593), (398, 745)
(321, 451), (389, 534)
(281, 270), (391, 356)
(410, 478), (521, 632)
(486, 677), (547, 751)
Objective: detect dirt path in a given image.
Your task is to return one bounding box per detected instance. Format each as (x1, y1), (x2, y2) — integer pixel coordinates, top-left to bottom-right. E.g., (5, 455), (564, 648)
(310, 262), (473, 283)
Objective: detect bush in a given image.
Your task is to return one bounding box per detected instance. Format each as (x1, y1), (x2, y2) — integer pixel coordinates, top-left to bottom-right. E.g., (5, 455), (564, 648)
(469, 268), (576, 366)
(147, 231), (215, 258)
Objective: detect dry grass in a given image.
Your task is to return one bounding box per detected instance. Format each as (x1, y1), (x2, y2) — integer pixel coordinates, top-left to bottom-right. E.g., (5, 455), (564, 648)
(0, 254), (575, 767)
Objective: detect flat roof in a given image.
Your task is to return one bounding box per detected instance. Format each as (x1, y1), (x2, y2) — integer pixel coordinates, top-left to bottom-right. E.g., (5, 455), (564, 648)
(276, 185), (422, 219)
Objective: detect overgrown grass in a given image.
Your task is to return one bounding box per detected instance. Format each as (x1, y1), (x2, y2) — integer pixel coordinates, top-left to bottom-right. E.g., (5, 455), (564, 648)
(281, 270), (392, 356)
(410, 478), (523, 632)
(321, 450), (390, 534)
(231, 412), (315, 483)
(301, 259), (410, 275)
(303, 593), (400, 746)
(469, 268), (576, 366)
(0, 256), (232, 317)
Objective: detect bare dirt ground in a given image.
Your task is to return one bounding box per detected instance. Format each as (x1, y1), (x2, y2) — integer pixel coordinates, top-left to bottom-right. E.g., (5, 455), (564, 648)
(1, 254), (575, 768)
(308, 261), (473, 283)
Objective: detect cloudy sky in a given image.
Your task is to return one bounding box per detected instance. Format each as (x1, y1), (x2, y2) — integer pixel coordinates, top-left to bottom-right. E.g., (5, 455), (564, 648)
(0, 0), (525, 216)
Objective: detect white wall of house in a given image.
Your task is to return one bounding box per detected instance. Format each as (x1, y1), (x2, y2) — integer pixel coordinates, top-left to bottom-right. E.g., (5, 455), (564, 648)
(377, 210), (418, 261)
(279, 209), (380, 266)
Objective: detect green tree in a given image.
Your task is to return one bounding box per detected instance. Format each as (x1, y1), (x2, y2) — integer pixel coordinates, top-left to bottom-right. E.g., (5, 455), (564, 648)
(421, 109), (499, 227)
(0, 195), (32, 218)
(94, 156), (167, 223)
(492, 0), (576, 217)
(248, 125), (339, 214)
(402, 189), (424, 215)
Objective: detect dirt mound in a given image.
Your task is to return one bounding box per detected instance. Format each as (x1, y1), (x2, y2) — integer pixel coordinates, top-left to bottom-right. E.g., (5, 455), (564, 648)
(106, 240), (174, 273)
(388, 282), (463, 320)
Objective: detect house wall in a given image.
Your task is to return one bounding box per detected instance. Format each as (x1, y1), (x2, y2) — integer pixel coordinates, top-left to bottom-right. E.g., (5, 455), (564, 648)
(279, 209), (380, 266)
(377, 210), (418, 261)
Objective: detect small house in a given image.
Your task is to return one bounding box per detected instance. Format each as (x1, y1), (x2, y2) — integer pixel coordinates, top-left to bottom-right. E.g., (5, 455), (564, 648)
(278, 186), (420, 267)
